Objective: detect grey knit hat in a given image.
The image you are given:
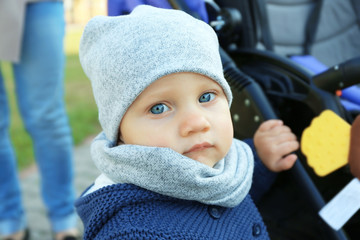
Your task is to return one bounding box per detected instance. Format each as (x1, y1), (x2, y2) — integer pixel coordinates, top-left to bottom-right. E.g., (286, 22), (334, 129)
(79, 5), (233, 144)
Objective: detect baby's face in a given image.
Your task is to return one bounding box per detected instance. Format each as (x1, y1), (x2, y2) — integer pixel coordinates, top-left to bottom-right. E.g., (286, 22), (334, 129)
(120, 72), (233, 167)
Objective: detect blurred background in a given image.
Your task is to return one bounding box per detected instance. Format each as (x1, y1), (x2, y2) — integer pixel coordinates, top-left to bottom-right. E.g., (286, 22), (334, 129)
(1, 0), (108, 170)
(64, 0), (106, 26)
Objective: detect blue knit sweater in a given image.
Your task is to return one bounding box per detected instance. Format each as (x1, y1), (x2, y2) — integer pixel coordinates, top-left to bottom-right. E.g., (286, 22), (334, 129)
(76, 140), (276, 239)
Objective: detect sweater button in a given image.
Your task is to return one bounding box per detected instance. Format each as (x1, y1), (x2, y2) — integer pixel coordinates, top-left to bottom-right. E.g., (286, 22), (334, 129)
(208, 206), (221, 219)
(252, 223), (261, 236)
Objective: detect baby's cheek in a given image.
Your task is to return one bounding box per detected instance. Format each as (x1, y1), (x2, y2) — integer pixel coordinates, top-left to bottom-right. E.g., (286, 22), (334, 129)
(220, 112), (234, 153)
(220, 110), (234, 136)
(145, 135), (175, 150)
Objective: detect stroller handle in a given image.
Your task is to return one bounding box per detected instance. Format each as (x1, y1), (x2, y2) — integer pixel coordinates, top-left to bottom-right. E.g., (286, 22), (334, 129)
(312, 57), (360, 93)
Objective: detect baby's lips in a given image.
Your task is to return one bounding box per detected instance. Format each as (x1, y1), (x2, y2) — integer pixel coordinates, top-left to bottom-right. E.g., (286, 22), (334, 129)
(184, 142), (213, 154)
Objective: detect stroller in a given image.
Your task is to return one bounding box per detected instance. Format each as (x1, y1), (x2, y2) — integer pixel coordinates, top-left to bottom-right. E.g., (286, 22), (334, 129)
(108, 0), (360, 239)
(208, 1), (360, 239)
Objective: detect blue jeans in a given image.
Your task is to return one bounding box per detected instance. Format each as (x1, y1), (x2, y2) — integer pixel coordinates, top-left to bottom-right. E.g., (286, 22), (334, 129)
(0, 2), (76, 235)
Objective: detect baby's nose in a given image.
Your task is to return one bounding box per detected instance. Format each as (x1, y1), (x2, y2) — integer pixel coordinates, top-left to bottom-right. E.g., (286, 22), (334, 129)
(179, 112), (210, 137)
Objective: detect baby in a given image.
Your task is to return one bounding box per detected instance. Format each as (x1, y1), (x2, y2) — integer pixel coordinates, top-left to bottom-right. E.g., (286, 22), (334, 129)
(75, 5), (298, 239)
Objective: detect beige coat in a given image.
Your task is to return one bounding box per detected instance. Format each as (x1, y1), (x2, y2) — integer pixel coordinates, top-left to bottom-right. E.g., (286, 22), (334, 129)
(0, 0), (61, 63)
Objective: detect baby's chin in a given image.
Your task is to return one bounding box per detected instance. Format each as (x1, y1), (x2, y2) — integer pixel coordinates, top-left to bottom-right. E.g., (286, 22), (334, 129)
(184, 153), (222, 168)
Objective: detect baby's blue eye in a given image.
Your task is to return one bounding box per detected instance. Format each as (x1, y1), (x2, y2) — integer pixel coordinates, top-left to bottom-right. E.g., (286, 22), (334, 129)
(199, 92), (215, 103)
(150, 103), (169, 114)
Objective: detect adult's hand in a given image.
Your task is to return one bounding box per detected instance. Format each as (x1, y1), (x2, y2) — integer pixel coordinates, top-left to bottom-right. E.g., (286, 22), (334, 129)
(349, 115), (360, 180)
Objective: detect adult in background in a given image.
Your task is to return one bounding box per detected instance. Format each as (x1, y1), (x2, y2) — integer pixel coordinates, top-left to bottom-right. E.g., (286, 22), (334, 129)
(0, 1), (79, 240)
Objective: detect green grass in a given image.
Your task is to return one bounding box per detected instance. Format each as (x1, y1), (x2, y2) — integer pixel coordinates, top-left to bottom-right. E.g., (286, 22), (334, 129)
(1, 27), (100, 170)
(65, 54), (100, 145)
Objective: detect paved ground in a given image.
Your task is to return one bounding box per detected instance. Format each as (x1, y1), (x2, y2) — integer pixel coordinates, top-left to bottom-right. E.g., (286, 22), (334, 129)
(19, 139), (100, 240)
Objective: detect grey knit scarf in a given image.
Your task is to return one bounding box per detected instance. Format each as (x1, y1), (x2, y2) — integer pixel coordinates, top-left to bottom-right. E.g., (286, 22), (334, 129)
(91, 132), (254, 208)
